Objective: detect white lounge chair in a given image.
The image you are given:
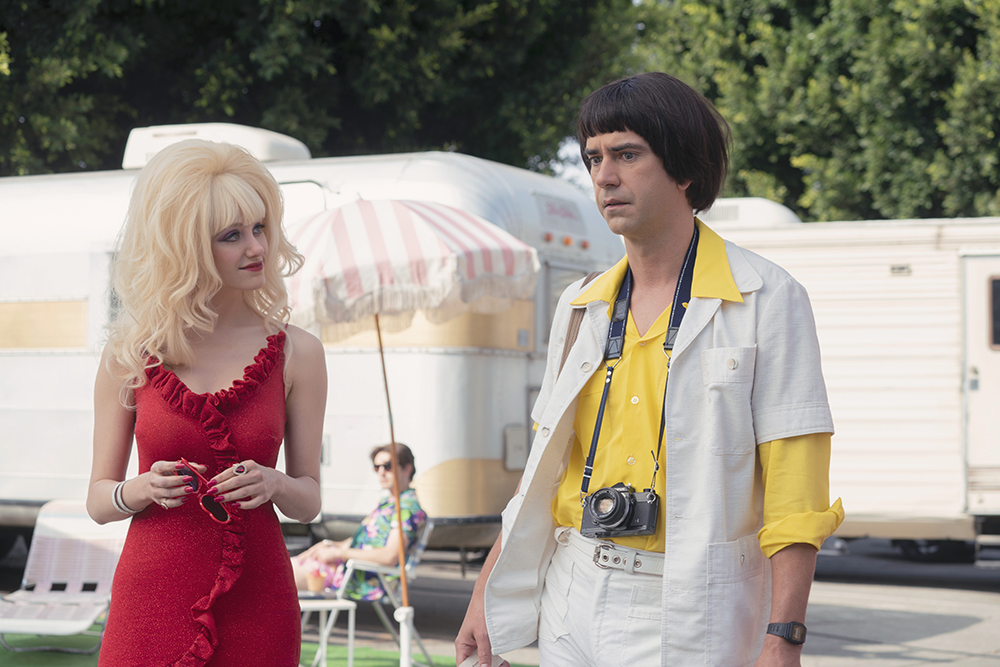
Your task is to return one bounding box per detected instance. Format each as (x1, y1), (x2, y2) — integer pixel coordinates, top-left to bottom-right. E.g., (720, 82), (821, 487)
(0, 499), (129, 654)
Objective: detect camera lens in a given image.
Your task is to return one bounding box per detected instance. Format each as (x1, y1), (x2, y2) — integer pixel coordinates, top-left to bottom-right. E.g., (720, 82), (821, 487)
(591, 487), (632, 529)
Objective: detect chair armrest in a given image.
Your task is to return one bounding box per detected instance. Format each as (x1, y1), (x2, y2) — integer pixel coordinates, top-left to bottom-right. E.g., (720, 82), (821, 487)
(343, 558), (402, 577)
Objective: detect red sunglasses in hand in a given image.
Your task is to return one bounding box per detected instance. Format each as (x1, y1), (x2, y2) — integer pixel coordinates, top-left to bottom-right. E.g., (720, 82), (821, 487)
(174, 457), (231, 524)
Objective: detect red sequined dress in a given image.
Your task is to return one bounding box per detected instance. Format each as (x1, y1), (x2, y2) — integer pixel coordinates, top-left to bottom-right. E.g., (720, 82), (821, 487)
(100, 332), (300, 667)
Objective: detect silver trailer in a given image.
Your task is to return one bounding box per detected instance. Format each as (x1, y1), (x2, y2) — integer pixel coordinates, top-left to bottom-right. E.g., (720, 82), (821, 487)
(0, 124), (623, 555)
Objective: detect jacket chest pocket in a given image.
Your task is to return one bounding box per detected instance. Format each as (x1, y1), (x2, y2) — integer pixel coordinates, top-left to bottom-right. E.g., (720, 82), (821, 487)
(700, 346), (756, 384)
(700, 346), (757, 455)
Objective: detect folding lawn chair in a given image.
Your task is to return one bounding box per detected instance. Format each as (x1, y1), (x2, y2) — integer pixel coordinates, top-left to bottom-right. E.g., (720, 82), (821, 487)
(301, 518), (436, 667)
(0, 499), (129, 654)
(343, 518), (436, 666)
(298, 594), (356, 667)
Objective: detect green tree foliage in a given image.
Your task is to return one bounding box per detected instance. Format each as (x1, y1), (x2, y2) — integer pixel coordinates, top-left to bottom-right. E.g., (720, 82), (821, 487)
(0, 0), (139, 174)
(635, 0), (1000, 220)
(0, 0), (635, 176)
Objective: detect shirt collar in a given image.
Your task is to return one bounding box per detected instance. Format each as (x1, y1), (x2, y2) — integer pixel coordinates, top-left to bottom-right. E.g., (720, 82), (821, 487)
(571, 218), (744, 306)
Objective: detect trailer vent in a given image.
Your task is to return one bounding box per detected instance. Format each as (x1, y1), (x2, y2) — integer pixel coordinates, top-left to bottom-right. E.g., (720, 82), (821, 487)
(122, 123), (311, 169)
(890, 264), (912, 276)
(699, 197), (801, 226)
(702, 203), (739, 222)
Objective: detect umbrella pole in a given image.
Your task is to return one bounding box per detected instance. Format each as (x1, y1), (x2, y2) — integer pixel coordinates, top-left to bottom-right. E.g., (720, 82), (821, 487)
(374, 314), (410, 608)
(374, 315), (417, 667)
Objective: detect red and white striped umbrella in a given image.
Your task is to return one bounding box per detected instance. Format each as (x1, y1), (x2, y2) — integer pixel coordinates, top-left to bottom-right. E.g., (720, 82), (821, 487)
(286, 198), (539, 339)
(284, 198), (539, 619)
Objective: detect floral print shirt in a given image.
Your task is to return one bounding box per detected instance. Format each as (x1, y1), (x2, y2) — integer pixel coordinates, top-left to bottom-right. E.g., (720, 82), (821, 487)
(305, 488), (426, 601)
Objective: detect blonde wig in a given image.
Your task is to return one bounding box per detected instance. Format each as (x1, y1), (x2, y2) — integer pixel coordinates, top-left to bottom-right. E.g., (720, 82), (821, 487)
(107, 139), (304, 392)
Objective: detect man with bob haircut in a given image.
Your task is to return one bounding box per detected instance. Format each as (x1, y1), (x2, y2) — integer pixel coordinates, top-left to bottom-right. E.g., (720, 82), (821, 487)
(456, 72), (843, 666)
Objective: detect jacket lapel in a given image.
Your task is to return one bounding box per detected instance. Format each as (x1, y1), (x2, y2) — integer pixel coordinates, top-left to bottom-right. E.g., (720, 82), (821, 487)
(672, 241), (763, 359)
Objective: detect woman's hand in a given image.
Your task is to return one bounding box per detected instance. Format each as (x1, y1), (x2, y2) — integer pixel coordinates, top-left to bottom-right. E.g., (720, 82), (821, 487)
(298, 539), (346, 566)
(145, 459), (206, 509)
(208, 460), (281, 510)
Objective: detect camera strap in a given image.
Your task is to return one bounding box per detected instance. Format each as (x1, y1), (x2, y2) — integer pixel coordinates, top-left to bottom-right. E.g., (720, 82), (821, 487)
(580, 226), (699, 505)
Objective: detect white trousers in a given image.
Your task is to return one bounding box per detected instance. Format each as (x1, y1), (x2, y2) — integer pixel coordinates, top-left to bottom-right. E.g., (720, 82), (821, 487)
(537, 527), (663, 667)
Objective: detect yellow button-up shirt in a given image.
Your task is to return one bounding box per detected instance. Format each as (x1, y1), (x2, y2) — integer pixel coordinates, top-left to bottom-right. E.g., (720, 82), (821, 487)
(551, 220), (843, 555)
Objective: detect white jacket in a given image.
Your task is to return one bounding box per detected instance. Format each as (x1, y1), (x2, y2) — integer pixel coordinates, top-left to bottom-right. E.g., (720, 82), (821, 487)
(484, 239), (834, 666)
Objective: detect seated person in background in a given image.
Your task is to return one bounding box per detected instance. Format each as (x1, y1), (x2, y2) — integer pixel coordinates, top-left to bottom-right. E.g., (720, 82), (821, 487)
(293, 443), (426, 600)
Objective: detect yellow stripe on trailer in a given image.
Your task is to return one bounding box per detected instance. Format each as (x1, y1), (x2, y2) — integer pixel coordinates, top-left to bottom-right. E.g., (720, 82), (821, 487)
(0, 300), (88, 348)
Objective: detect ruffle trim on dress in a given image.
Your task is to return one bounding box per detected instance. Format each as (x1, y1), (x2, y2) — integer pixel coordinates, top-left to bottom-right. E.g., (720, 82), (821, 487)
(144, 331), (285, 667)
(145, 332), (285, 418)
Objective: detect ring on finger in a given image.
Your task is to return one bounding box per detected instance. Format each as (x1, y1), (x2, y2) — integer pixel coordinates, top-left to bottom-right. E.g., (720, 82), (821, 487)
(233, 463), (248, 476)
(161, 501), (169, 510)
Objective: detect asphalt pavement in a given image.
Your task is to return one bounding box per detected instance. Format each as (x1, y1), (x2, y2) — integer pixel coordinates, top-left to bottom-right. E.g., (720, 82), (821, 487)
(404, 539), (1000, 666)
(4, 536), (1000, 665)
(803, 538), (1000, 666)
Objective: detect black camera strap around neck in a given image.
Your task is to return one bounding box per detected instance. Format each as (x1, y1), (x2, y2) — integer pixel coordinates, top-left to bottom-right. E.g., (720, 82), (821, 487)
(579, 226), (699, 505)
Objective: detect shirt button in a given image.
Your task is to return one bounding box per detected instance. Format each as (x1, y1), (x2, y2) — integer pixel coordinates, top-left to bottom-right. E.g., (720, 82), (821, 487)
(631, 396), (639, 405)
(540, 427), (550, 438)
(627, 456), (636, 466)
(727, 358), (738, 370)
(581, 362), (592, 372)
(639, 342), (646, 347)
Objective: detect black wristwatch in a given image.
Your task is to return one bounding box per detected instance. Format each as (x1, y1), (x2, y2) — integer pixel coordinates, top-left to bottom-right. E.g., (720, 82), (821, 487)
(766, 621), (807, 645)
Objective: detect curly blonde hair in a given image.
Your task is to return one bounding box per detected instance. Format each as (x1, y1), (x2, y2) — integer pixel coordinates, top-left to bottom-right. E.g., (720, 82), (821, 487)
(107, 139), (304, 393)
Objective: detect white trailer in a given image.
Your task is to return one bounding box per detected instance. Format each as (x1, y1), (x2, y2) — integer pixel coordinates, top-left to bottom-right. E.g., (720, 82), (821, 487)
(10, 123), (991, 561)
(0, 123), (622, 555)
(704, 201), (1000, 559)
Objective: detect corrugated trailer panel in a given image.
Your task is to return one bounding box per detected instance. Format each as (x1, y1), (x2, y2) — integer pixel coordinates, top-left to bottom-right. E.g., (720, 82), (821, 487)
(716, 220), (991, 534)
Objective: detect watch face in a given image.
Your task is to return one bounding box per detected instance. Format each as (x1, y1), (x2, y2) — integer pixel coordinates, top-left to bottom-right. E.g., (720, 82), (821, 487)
(768, 622), (807, 645)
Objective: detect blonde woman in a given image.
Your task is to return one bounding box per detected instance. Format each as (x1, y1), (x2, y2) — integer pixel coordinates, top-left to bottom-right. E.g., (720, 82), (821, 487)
(87, 139), (326, 667)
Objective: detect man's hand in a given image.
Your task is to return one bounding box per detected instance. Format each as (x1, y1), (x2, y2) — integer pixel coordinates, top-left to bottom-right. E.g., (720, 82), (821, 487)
(754, 635), (802, 666)
(455, 533), (507, 667)
(455, 589), (505, 667)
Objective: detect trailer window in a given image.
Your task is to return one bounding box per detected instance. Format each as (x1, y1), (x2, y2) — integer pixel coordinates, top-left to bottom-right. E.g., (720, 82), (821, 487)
(992, 278), (1000, 347)
(545, 266), (588, 342)
(0, 301), (88, 348)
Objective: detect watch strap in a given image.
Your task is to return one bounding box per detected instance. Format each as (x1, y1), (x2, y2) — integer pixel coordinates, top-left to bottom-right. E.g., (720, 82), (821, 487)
(766, 621), (807, 645)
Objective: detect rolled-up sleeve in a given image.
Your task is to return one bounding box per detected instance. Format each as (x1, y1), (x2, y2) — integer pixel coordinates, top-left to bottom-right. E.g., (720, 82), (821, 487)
(757, 432), (844, 558)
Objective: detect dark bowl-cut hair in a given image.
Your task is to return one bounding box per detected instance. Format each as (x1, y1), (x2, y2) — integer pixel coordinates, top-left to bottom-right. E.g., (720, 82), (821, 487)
(577, 72), (732, 213)
(371, 442), (416, 477)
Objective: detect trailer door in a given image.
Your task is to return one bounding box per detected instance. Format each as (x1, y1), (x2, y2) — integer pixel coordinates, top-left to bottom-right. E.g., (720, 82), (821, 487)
(963, 254), (1000, 515)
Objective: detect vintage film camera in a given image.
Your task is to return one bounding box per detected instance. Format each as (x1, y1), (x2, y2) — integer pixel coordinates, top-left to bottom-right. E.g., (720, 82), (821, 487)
(580, 482), (658, 539)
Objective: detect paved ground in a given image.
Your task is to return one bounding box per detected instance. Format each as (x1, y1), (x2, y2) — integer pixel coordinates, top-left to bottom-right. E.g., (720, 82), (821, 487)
(5, 536), (1000, 665)
(802, 539), (1000, 666)
(805, 580), (1000, 665)
(393, 539), (1000, 666)
(308, 539), (1000, 666)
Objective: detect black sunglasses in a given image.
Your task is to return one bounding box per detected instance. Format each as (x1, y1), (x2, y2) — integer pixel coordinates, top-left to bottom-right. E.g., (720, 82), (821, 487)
(373, 462), (392, 472)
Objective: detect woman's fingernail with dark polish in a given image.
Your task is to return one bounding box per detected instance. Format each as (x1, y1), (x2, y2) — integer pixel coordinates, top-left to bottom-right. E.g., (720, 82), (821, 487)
(214, 495), (225, 503)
